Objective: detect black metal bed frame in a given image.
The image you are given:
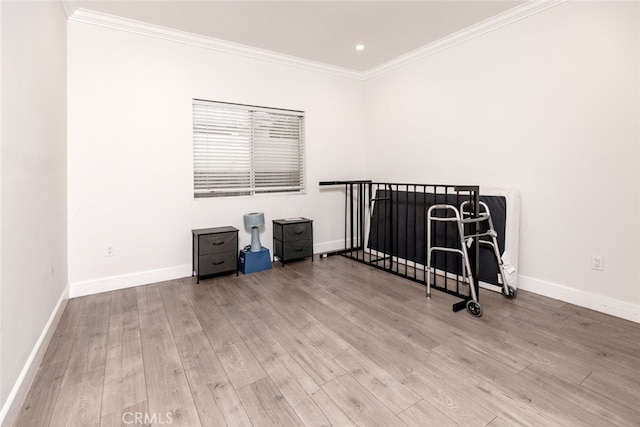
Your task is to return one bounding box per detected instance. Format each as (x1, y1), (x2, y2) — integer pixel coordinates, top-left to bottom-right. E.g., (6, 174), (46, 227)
(319, 180), (481, 313)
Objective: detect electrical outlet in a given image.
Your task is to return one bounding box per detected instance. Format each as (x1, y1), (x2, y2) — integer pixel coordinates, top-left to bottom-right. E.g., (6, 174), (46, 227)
(105, 245), (114, 257)
(591, 256), (603, 271)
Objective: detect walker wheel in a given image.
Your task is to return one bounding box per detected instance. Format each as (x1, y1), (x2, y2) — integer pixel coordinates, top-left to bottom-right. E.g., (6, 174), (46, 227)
(466, 300), (483, 317)
(501, 285), (517, 300)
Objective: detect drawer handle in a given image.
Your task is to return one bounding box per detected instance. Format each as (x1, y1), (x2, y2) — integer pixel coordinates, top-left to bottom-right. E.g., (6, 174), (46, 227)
(212, 261), (225, 265)
(294, 247), (304, 251)
(211, 241), (225, 246)
(294, 230), (304, 234)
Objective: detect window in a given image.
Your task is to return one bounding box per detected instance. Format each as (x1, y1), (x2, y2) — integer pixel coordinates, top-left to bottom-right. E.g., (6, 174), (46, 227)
(193, 99), (305, 198)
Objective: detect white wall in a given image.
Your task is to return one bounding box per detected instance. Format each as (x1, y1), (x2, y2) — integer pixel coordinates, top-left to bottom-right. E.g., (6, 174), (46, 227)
(364, 1), (640, 318)
(0, 0), (68, 422)
(68, 1), (640, 320)
(67, 21), (366, 295)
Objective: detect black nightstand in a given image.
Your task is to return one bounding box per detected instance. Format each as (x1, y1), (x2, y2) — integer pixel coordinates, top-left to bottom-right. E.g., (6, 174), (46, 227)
(272, 218), (313, 266)
(192, 226), (239, 283)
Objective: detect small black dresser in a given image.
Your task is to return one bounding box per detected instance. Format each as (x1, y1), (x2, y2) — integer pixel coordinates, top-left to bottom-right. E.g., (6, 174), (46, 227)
(272, 218), (313, 266)
(192, 226), (239, 283)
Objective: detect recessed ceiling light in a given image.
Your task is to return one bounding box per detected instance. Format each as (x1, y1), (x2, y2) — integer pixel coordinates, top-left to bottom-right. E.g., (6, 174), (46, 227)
(355, 44), (365, 51)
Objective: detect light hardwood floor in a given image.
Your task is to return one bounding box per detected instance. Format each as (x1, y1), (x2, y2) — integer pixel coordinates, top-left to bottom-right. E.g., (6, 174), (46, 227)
(14, 256), (640, 426)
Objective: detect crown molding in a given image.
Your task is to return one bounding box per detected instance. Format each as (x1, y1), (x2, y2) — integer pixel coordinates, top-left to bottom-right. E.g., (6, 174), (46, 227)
(363, 0), (567, 79)
(61, 0), (79, 19)
(68, 8), (365, 81)
(68, 1), (566, 82)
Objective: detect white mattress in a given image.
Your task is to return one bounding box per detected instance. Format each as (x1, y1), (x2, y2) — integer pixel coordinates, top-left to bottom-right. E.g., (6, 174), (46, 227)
(479, 187), (520, 292)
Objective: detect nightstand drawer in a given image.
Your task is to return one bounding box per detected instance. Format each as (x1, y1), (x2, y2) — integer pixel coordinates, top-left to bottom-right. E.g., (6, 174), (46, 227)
(198, 251), (237, 276)
(276, 222), (312, 242)
(198, 232), (237, 255)
(275, 239), (312, 261)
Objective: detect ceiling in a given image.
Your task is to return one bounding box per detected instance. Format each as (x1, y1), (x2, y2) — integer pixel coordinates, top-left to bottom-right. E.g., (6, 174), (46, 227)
(76, 1), (526, 72)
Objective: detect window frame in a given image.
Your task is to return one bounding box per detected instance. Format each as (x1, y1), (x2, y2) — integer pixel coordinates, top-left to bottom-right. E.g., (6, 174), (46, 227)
(193, 99), (306, 198)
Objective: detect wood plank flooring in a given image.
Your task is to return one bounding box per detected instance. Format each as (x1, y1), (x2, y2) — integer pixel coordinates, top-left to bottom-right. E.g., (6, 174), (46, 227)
(14, 256), (640, 426)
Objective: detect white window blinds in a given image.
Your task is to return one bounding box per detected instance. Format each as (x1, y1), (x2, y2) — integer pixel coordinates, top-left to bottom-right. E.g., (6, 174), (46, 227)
(193, 99), (305, 197)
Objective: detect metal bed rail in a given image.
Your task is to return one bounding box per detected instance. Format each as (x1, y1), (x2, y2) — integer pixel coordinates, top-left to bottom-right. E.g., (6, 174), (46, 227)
(319, 180), (481, 315)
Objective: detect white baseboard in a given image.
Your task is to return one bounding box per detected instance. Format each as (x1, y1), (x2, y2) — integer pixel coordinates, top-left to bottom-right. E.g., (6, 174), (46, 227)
(70, 264), (193, 298)
(519, 275), (640, 324)
(70, 242), (348, 298)
(314, 242), (640, 324)
(69, 254), (640, 325)
(0, 284), (69, 427)
(313, 239), (348, 256)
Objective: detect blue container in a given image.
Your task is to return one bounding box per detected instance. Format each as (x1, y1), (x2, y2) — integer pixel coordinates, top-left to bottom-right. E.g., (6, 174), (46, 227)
(238, 248), (273, 274)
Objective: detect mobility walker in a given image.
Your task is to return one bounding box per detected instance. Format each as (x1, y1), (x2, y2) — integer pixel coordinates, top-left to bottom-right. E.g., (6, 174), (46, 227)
(426, 201), (516, 317)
